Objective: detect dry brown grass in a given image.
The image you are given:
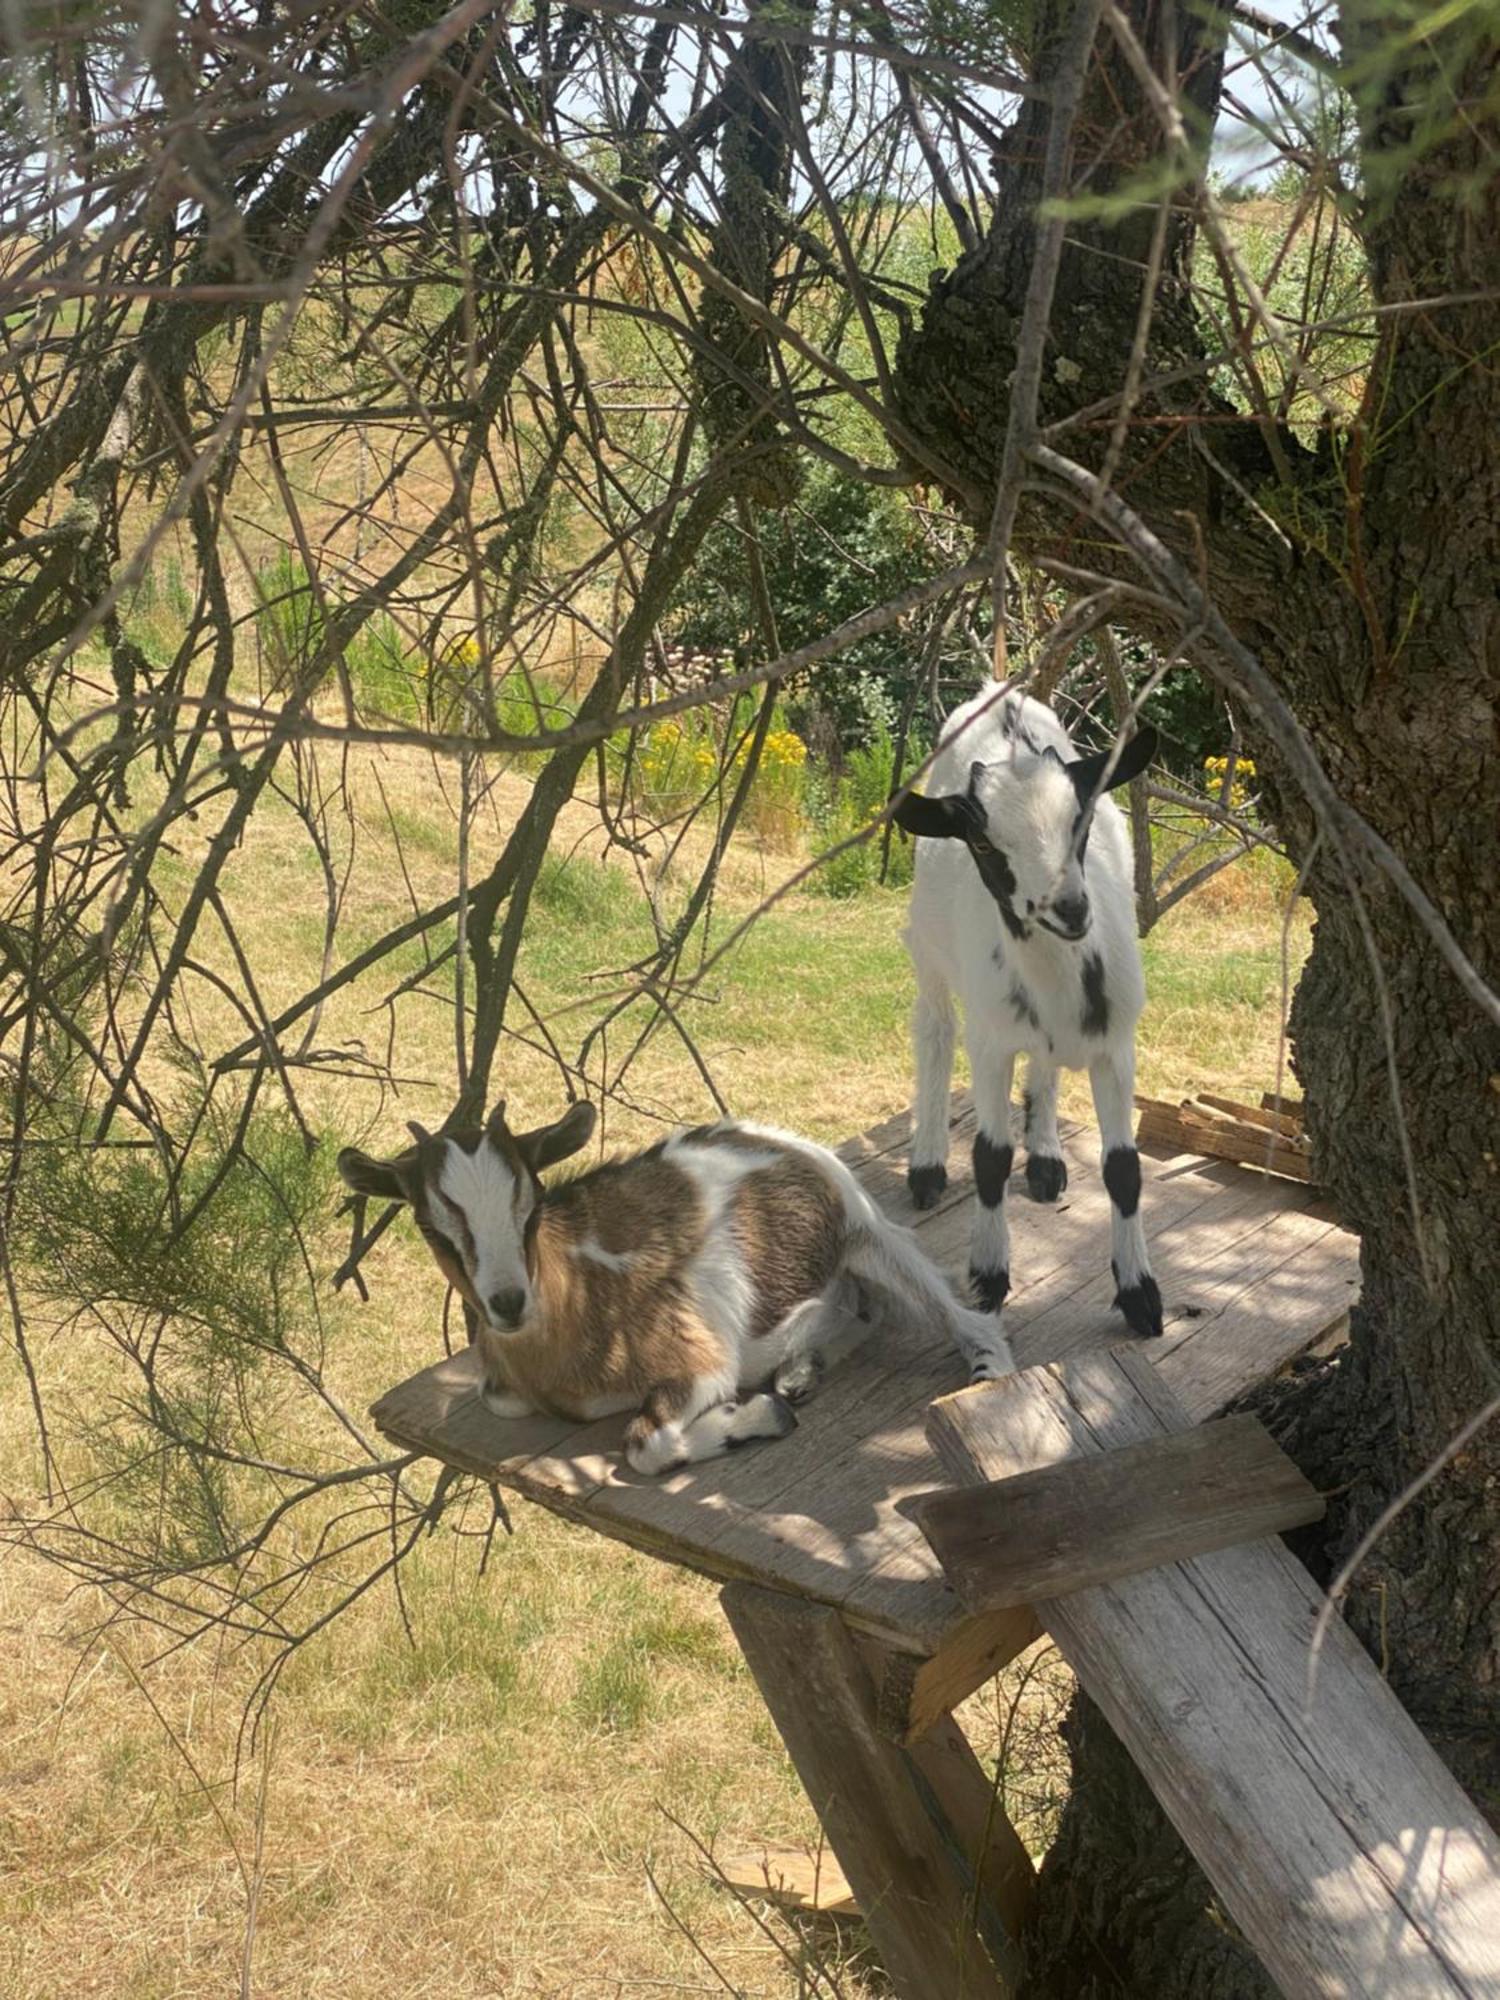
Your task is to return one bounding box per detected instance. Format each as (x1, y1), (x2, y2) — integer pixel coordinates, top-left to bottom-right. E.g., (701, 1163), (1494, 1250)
(0, 716), (1308, 1998)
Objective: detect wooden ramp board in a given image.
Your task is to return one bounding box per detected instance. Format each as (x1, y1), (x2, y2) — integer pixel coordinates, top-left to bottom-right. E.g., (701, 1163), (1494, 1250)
(371, 1096), (1360, 1660)
(926, 1351), (1500, 2000)
(912, 1411), (1325, 1611)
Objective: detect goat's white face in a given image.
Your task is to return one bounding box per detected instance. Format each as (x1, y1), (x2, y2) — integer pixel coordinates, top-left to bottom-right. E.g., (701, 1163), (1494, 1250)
(971, 752), (1093, 941)
(336, 1098), (597, 1336)
(426, 1136), (537, 1331)
(893, 726), (1158, 945)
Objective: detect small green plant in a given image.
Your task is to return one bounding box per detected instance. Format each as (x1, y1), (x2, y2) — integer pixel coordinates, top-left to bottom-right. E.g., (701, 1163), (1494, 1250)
(494, 667), (576, 768)
(806, 727), (913, 897)
(344, 614), (421, 721)
(254, 552), (323, 686)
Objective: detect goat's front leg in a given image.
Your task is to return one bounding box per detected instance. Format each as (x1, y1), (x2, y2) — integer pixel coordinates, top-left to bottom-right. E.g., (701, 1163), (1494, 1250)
(1088, 1045), (1163, 1337)
(968, 1042), (1017, 1313)
(624, 1370), (795, 1476)
(1023, 1055), (1068, 1202)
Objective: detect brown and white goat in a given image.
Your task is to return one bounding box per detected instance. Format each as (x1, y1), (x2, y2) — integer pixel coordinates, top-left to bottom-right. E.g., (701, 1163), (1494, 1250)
(338, 1099), (1014, 1475)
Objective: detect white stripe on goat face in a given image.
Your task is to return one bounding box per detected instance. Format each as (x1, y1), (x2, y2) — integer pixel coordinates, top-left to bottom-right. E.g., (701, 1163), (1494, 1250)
(436, 1137), (535, 1331)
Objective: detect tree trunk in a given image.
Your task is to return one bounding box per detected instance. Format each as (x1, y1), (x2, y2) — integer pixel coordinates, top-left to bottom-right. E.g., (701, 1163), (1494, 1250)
(892, 3), (1500, 1991)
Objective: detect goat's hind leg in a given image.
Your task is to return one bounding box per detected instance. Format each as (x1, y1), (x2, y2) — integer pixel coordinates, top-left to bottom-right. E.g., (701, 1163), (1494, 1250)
(771, 1279), (875, 1405)
(908, 962), (957, 1210)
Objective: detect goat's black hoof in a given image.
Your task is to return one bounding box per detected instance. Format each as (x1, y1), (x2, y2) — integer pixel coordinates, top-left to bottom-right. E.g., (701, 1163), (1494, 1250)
(1113, 1268), (1164, 1338)
(908, 1162), (947, 1211)
(1026, 1153), (1068, 1203)
(969, 1264), (1010, 1314)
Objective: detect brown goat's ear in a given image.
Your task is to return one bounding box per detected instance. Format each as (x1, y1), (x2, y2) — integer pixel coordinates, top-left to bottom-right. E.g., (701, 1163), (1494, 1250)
(514, 1099), (596, 1174)
(336, 1146), (413, 1204)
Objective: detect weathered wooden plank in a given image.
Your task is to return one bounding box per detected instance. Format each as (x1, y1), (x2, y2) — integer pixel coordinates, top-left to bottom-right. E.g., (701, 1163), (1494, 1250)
(1195, 1090), (1303, 1137)
(1260, 1088), (1305, 1117)
(1137, 1101), (1313, 1181)
(852, 1628), (1037, 1938)
(723, 1584), (1022, 1999)
(925, 1353), (1500, 2000)
(912, 1413), (1324, 1611)
(713, 1841), (859, 1917)
(858, 1607), (1043, 1747)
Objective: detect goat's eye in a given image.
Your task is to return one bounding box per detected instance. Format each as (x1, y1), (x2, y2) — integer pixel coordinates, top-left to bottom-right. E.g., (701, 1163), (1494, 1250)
(422, 1223), (457, 1259)
(971, 835), (993, 855)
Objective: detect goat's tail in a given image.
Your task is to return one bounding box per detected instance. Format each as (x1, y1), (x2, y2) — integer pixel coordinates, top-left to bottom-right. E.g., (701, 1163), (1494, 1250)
(833, 1165), (1016, 1383)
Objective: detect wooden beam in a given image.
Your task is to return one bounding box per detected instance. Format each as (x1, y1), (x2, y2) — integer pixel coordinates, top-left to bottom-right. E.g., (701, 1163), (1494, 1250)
(723, 1583), (1026, 1998)
(857, 1607), (1043, 1747)
(912, 1413), (1324, 1611)
(925, 1350), (1500, 2000)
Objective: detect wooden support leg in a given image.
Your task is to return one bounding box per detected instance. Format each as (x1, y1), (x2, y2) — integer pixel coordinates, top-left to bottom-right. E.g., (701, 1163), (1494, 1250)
(722, 1582), (1029, 1999)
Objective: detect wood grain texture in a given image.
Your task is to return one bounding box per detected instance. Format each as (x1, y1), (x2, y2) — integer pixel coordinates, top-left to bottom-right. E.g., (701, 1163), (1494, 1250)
(713, 1841), (858, 1917)
(926, 1350), (1500, 2000)
(722, 1584), (1025, 1999)
(913, 1412), (1324, 1610)
(371, 1096), (1356, 1660)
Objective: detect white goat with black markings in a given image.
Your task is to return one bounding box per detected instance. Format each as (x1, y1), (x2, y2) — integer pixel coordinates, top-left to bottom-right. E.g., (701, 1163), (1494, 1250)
(892, 684), (1163, 1344)
(338, 1099), (1013, 1476)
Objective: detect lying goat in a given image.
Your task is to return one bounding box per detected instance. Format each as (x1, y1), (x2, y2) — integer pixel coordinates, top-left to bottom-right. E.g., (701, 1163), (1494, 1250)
(892, 685), (1162, 1338)
(338, 1099), (1013, 1474)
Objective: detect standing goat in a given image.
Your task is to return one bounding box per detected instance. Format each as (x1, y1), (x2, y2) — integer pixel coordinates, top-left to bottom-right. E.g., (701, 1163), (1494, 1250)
(892, 685), (1163, 1339)
(338, 1100), (1013, 1475)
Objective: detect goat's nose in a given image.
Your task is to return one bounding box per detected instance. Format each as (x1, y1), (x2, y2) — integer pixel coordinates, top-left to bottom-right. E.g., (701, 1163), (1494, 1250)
(1053, 894), (1090, 936)
(488, 1287), (528, 1328)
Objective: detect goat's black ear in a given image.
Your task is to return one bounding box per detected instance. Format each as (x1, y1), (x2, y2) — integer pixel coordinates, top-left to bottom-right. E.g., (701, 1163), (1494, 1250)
(1067, 725), (1158, 804)
(336, 1147), (412, 1204)
(890, 790), (974, 841)
(515, 1099), (596, 1174)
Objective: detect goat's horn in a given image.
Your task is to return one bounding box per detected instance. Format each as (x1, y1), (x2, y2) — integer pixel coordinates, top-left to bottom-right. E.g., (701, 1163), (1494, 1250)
(406, 1120), (434, 1146)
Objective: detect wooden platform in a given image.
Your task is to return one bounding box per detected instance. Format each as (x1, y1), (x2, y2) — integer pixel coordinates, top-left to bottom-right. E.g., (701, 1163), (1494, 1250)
(372, 1096), (1359, 1665)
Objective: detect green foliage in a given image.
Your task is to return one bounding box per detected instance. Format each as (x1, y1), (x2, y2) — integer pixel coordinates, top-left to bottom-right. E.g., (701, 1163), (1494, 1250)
(614, 696), (809, 849)
(12, 1101), (329, 1566)
(672, 469), (940, 753)
(344, 613), (422, 721)
(254, 552), (324, 683)
(805, 727), (914, 898)
(493, 667), (576, 769)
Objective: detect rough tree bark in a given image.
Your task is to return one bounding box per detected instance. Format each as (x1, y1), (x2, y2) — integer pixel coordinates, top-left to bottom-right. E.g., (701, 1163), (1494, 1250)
(892, 3), (1500, 1991)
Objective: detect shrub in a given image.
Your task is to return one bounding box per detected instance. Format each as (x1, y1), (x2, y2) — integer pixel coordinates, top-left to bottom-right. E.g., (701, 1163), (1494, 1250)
(670, 468), (954, 755)
(254, 552), (323, 685)
(805, 726), (912, 897)
(622, 702), (808, 851)
(345, 614), (421, 721)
